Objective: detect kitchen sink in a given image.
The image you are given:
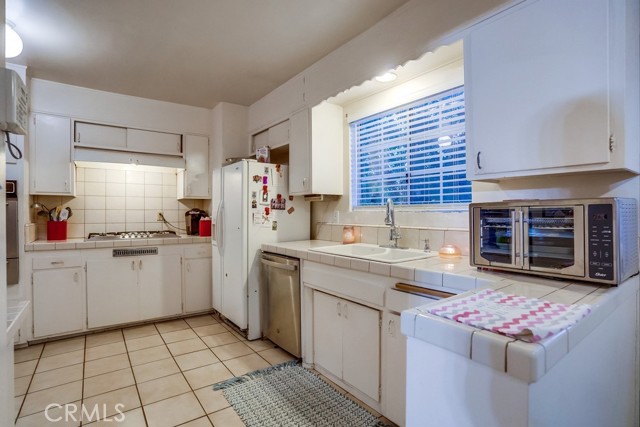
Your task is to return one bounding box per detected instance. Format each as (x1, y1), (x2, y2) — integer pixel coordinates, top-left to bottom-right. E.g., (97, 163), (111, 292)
(309, 243), (437, 264)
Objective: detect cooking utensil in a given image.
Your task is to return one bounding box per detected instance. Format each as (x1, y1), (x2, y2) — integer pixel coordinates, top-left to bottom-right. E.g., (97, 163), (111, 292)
(65, 207), (73, 218)
(59, 209), (69, 221)
(49, 208), (56, 221)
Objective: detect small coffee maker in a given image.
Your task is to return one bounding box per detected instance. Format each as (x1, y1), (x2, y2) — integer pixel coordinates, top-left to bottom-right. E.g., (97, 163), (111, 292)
(185, 208), (208, 235)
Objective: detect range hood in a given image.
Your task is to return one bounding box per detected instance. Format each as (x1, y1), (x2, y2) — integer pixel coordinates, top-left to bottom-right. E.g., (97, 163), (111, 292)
(74, 146), (185, 169)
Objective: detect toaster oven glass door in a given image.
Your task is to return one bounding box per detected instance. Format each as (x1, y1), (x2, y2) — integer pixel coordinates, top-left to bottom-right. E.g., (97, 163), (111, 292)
(474, 207), (522, 269)
(524, 205), (584, 276)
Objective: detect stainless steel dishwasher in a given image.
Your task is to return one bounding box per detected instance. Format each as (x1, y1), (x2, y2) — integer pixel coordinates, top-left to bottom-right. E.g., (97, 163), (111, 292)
(260, 252), (301, 357)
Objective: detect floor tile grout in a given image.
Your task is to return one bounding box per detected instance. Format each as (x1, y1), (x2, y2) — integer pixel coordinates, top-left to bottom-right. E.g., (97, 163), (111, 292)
(14, 313), (305, 427)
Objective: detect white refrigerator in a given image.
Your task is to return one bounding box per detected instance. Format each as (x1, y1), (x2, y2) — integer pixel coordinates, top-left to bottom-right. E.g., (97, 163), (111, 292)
(212, 160), (310, 340)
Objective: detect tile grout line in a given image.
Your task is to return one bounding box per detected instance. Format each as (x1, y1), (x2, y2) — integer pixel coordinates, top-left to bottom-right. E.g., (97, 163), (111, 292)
(14, 344), (45, 423)
(122, 326), (151, 427)
(158, 317), (222, 426)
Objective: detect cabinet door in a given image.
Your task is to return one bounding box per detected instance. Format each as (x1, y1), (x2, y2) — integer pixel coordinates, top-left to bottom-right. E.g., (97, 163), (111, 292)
(342, 300), (380, 402)
(33, 268), (84, 337)
(138, 255), (182, 319)
(30, 114), (75, 195)
(268, 120), (290, 149)
(289, 108), (311, 194)
(182, 135), (210, 199)
(466, 0), (610, 177)
(383, 312), (406, 426)
(313, 291), (343, 379)
(74, 122), (127, 149)
(86, 258), (139, 328)
(184, 258), (212, 313)
(127, 128), (182, 155)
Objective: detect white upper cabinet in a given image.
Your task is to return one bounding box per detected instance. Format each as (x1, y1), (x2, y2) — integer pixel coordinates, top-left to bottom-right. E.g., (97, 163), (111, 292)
(29, 113), (76, 195)
(465, 0), (639, 180)
(73, 121), (183, 156)
(75, 122), (126, 149)
(127, 128), (182, 156)
(178, 134), (210, 199)
(251, 120), (290, 152)
(289, 102), (343, 195)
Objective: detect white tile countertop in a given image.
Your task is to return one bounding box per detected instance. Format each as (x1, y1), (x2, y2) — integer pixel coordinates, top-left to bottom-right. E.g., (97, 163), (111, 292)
(262, 240), (639, 383)
(25, 236), (211, 251)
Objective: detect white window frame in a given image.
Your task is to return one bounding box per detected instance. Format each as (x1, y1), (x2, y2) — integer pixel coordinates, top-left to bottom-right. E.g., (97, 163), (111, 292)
(349, 86), (471, 210)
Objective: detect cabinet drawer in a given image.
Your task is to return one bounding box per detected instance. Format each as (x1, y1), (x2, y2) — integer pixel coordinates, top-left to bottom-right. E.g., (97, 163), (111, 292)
(33, 255), (83, 270)
(386, 288), (436, 313)
(184, 244), (212, 258)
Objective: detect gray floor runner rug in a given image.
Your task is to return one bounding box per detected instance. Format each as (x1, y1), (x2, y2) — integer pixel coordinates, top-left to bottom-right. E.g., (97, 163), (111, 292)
(213, 361), (387, 427)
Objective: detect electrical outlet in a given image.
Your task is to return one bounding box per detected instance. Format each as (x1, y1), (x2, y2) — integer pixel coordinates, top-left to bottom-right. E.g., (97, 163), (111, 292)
(332, 211), (340, 224)
(157, 212), (163, 221)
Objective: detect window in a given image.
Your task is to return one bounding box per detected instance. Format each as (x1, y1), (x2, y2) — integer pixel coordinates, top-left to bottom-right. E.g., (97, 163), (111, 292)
(350, 86), (471, 208)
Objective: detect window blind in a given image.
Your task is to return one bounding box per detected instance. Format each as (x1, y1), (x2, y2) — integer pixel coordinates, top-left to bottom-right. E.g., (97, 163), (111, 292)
(350, 86), (471, 208)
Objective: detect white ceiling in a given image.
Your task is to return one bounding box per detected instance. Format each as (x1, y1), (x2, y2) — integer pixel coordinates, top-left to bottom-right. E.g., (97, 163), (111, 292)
(6, 0), (409, 109)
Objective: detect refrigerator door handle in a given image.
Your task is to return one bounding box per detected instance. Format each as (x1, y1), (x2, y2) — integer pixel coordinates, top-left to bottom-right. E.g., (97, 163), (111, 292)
(216, 201), (224, 254)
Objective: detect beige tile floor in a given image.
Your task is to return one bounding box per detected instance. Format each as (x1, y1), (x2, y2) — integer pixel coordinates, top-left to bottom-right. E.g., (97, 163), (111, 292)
(13, 314), (296, 427)
(13, 313), (392, 427)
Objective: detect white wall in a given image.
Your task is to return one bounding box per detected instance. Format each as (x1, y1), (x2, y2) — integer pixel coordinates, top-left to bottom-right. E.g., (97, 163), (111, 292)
(30, 79), (211, 136)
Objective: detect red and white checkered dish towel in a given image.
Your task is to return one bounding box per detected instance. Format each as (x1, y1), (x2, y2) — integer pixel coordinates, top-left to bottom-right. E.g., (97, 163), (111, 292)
(426, 288), (591, 342)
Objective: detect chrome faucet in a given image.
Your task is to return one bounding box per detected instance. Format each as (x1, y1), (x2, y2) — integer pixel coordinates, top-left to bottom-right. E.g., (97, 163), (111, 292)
(383, 198), (401, 248)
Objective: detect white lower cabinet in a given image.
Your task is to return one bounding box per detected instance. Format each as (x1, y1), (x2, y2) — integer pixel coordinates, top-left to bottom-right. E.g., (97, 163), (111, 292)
(313, 290), (380, 401)
(183, 245), (212, 313)
(32, 256), (85, 338)
(138, 256), (182, 319)
(382, 311), (405, 426)
(87, 255), (181, 329)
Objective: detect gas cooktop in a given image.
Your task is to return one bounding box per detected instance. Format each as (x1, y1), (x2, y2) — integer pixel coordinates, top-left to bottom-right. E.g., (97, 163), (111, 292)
(86, 230), (180, 241)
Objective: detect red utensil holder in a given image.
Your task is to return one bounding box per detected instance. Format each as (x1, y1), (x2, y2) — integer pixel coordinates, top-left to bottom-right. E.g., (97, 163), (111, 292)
(199, 219), (212, 237)
(47, 221), (67, 241)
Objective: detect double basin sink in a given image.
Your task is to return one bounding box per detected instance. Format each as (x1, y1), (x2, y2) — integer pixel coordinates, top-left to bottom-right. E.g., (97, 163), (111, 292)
(309, 243), (437, 264)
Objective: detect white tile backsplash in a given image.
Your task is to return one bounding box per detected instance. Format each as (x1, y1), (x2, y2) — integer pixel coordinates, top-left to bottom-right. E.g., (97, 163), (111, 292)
(85, 168), (106, 183)
(85, 196), (106, 210)
(106, 183), (126, 197)
(34, 164), (204, 240)
(145, 185), (162, 198)
(106, 169), (126, 183)
(126, 183), (145, 197)
(126, 196), (145, 210)
(126, 170), (145, 184)
(145, 197), (162, 210)
(145, 172), (162, 185)
(85, 182), (106, 196)
(106, 197), (126, 210)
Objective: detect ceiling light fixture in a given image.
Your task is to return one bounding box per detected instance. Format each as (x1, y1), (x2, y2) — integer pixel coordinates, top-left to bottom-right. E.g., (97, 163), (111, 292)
(5, 21), (23, 58)
(375, 71), (397, 83)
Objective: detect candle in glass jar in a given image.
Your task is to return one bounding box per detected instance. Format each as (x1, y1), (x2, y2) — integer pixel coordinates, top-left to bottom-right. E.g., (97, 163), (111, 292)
(342, 226), (355, 244)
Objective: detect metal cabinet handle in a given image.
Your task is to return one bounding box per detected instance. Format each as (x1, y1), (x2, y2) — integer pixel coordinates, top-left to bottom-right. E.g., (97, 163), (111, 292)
(73, 272), (79, 283)
(337, 302), (341, 317)
(186, 262), (191, 272)
(139, 260), (143, 270)
(476, 151), (482, 170)
(131, 260), (135, 270)
(343, 303), (348, 319)
(388, 319), (393, 334)
(50, 261), (64, 265)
